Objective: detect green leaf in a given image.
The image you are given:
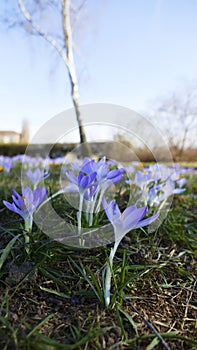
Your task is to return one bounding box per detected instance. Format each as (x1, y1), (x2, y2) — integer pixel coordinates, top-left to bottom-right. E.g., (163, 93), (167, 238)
(146, 337), (159, 350)
(117, 306), (138, 335)
(69, 258), (102, 304)
(30, 326), (111, 349)
(38, 267), (68, 289)
(0, 234), (21, 270)
(27, 314), (55, 338)
(39, 286), (70, 299)
(0, 315), (14, 332)
(85, 265), (104, 306)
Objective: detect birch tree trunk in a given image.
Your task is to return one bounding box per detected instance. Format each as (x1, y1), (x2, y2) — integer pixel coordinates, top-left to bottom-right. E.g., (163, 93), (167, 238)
(62, 0), (91, 156)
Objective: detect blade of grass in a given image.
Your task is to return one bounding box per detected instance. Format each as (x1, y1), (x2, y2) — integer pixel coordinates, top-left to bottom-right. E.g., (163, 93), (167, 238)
(117, 305), (138, 335)
(69, 257), (103, 304)
(39, 286), (70, 299)
(0, 315), (15, 332)
(30, 326), (111, 349)
(85, 265), (105, 306)
(116, 307), (127, 340)
(127, 332), (197, 346)
(27, 314), (55, 338)
(38, 267), (68, 289)
(0, 234), (21, 270)
(146, 337), (159, 350)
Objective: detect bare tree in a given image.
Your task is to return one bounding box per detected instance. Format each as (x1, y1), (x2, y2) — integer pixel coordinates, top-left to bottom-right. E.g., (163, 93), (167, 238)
(3, 0), (91, 156)
(148, 85), (197, 160)
(114, 133), (133, 149)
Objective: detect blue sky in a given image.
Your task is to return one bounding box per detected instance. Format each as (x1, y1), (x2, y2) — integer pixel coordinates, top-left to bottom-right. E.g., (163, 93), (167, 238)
(0, 0), (197, 141)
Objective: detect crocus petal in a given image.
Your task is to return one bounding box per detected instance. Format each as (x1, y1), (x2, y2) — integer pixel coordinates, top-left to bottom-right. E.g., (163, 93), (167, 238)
(122, 205), (138, 217)
(107, 169), (119, 179)
(173, 188), (186, 194)
(79, 175), (90, 189)
(77, 172), (84, 184)
(81, 159), (96, 174)
(40, 187), (48, 202)
(88, 185), (98, 199)
(107, 168), (124, 180)
(26, 169), (34, 180)
(12, 188), (21, 201)
(134, 212), (159, 229)
(66, 171), (78, 184)
(33, 186), (48, 209)
(96, 160), (108, 180)
(12, 193), (25, 210)
(64, 183), (79, 193)
(123, 206), (147, 231)
(26, 168), (49, 186)
(12, 188), (26, 209)
(89, 172), (97, 183)
(3, 200), (16, 213)
(33, 187), (42, 208)
(103, 199), (121, 223)
(22, 187), (34, 211)
(110, 173), (123, 184)
(3, 200), (26, 219)
(176, 178), (187, 187)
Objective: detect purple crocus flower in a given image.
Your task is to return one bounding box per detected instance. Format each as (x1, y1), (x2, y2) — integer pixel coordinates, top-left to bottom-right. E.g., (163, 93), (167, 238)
(3, 186), (48, 231)
(1, 156), (13, 173)
(80, 157), (124, 186)
(106, 168), (124, 184)
(103, 198), (159, 242)
(65, 157), (124, 196)
(90, 158), (125, 214)
(176, 177), (187, 188)
(102, 198), (159, 307)
(166, 177), (187, 195)
(145, 184), (164, 207)
(64, 170), (97, 242)
(26, 168), (49, 189)
(64, 158), (125, 230)
(126, 169), (153, 190)
(81, 159), (98, 175)
(65, 171), (97, 194)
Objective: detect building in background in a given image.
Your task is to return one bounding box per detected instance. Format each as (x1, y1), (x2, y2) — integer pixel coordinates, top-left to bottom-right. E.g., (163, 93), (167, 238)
(0, 119), (30, 144)
(0, 131), (21, 143)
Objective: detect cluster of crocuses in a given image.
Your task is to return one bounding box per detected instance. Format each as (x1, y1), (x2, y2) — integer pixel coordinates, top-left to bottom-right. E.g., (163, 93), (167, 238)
(125, 162), (188, 209)
(2, 156), (189, 306)
(0, 154), (68, 173)
(65, 157), (125, 238)
(3, 168), (49, 233)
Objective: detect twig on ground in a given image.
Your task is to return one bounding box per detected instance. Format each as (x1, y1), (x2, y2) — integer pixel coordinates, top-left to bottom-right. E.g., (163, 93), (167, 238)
(118, 294), (171, 350)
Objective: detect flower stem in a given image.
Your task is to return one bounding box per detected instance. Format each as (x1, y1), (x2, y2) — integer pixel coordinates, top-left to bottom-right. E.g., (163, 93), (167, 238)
(78, 193), (84, 246)
(104, 239), (120, 307)
(88, 188), (100, 226)
(95, 188), (105, 213)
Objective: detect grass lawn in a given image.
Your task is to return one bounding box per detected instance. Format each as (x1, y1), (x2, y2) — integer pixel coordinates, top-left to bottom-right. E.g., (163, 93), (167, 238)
(0, 161), (196, 350)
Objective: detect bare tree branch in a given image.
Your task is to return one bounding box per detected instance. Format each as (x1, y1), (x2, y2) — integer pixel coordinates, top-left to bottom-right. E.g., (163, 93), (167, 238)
(148, 85), (197, 160)
(18, 0), (68, 64)
(16, 0), (91, 155)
